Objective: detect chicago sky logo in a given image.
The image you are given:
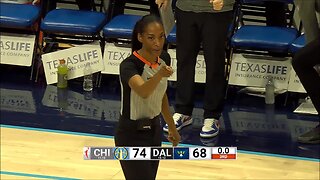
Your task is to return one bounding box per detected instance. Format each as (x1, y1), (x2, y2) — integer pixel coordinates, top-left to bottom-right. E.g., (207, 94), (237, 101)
(173, 147), (189, 159)
(114, 147), (129, 160)
(83, 147), (91, 160)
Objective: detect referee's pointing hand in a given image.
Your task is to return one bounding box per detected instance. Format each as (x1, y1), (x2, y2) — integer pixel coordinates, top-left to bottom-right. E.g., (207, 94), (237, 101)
(158, 65), (173, 78)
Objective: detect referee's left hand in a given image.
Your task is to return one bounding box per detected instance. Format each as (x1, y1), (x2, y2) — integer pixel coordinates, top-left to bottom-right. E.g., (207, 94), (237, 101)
(167, 129), (181, 146)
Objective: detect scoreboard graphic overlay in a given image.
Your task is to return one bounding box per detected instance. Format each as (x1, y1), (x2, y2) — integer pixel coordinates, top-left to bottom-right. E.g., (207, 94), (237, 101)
(83, 147), (237, 160)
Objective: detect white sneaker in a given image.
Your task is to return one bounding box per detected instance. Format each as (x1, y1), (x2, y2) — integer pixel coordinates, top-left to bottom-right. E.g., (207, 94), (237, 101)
(163, 113), (193, 132)
(200, 118), (220, 138)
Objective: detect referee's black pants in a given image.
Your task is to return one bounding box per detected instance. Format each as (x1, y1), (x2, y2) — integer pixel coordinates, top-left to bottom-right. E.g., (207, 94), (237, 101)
(292, 38), (320, 115)
(115, 116), (162, 180)
(174, 8), (233, 119)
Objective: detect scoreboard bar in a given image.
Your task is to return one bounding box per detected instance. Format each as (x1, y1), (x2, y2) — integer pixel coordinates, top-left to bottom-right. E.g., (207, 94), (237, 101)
(83, 147), (237, 160)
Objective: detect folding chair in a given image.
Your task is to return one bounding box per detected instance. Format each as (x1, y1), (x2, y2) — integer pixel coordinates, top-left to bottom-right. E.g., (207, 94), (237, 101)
(227, 0), (299, 92)
(36, 2), (107, 83)
(230, 0), (298, 55)
(0, 2), (41, 80)
(103, 14), (142, 40)
(98, 0), (155, 86)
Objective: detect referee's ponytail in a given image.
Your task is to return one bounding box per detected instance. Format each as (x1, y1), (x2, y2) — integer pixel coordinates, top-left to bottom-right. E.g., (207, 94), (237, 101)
(131, 14), (163, 53)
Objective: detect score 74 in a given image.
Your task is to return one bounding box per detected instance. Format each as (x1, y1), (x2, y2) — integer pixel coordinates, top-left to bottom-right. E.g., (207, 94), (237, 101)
(129, 147), (151, 160)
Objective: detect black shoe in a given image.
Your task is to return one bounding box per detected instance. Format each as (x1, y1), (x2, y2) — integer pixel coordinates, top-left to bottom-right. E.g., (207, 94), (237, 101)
(297, 125), (320, 144)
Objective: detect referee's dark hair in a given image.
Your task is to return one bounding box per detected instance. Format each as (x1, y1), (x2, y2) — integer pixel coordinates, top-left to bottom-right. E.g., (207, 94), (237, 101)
(131, 14), (163, 53)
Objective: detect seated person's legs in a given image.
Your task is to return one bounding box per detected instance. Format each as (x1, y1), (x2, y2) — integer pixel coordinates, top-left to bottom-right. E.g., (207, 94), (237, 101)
(292, 38), (320, 144)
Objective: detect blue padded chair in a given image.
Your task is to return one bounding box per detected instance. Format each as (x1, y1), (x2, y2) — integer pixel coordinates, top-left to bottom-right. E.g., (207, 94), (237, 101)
(0, 2), (41, 80)
(103, 14), (142, 40)
(231, 25), (298, 53)
(230, 0), (298, 55)
(98, 0), (159, 86)
(99, 0), (177, 86)
(97, 14), (142, 86)
(36, 8), (107, 82)
(228, 0), (298, 83)
(226, 0), (299, 101)
(41, 9), (106, 37)
(0, 2), (40, 30)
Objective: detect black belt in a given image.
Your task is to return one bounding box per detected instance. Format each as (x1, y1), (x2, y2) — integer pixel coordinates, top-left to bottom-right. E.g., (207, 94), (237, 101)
(119, 115), (160, 131)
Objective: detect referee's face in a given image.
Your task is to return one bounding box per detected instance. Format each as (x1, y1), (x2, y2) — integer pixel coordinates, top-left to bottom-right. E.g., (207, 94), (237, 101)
(140, 22), (165, 57)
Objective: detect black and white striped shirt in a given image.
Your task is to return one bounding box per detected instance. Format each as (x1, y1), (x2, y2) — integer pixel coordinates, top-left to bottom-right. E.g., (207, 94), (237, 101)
(119, 52), (171, 120)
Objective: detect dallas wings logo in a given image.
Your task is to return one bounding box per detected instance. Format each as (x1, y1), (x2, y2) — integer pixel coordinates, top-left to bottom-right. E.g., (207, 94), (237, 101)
(173, 147), (189, 159)
(177, 150), (185, 157)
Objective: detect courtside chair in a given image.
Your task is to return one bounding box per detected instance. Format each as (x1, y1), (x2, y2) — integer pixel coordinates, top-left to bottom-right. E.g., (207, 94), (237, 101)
(227, 0), (299, 90)
(99, 0), (176, 87)
(103, 0), (157, 41)
(103, 14), (142, 40)
(99, 0), (179, 85)
(36, 8), (107, 82)
(230, 0), (298, 56)
(0, 2), (41, 80)
(97, 14), (142, 87)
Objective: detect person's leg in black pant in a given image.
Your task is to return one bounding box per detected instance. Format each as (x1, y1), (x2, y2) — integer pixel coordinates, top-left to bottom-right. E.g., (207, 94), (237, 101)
(175, 8), (201, 116)
(150, 117), (162, 179)
(292, 38), (320, 114)
(119, 160), (156, 180)
(196, 11), (233, 138)
(149, 0), (160, 16)
(115, 118), (162, 179)
(292, 38), (320, 144)
(201, 11), (233, 120)
(115, 129), (160, 179)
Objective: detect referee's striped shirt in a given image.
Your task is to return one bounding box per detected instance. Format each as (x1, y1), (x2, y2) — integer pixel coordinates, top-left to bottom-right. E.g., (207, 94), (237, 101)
(119, 51), (171, 120)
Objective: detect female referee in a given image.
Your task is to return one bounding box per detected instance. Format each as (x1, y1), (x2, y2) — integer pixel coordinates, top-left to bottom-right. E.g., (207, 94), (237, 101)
(115, 15), (181, 180)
